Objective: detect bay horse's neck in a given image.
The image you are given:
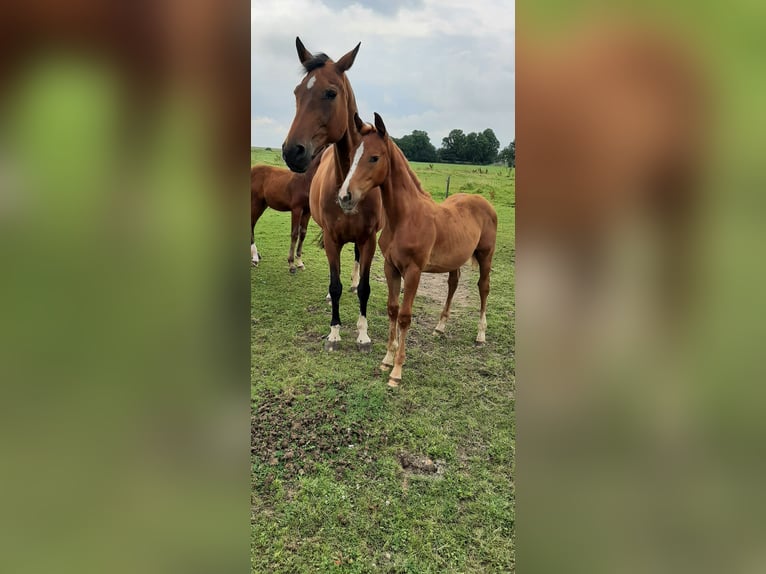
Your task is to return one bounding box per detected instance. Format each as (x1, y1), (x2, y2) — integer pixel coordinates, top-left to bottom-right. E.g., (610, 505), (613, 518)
(332, 76), (360, 187)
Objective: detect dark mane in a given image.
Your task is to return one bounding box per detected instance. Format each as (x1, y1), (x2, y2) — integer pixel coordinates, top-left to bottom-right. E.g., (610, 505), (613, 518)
(303, 53), (330, 73)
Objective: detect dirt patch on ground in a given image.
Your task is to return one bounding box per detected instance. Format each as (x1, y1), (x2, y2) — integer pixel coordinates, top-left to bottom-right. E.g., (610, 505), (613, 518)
(398, 452), (447, 478)
(251, 382), (386, 481)
(373, 262), (477, 307)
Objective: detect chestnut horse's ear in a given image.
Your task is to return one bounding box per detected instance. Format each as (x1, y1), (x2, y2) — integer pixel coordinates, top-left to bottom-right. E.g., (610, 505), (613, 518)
(336, 42), (361, 74)
(353, 112), (365, 133)
(296, 37), (312, 65)
(374, 112), (387, 138)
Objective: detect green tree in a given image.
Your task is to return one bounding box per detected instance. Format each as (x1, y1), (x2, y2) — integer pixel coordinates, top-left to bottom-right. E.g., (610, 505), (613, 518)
(393, 130), (438, 162)
(439, 129), (466, 163)
(498, 140), (515, 168)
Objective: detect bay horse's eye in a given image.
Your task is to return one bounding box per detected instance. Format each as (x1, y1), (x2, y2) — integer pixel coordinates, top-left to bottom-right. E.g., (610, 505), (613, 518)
(370, 156), (379, 163)
(324, 89), (337, 100)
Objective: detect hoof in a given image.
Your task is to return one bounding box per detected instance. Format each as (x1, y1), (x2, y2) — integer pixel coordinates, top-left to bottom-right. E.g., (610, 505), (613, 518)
(350, 286), (358, 294)
(474, 340), (486, 347)
(387, 377), (401, 388)
(324, 339), (340, 352)
(297, 263), (305, 270)
(380, 362), (392, 372)
(251, 260), (258, 267)
(289, 266), (297, 274)
(357, 342), (372, 353)
(433, 328), (445, 336)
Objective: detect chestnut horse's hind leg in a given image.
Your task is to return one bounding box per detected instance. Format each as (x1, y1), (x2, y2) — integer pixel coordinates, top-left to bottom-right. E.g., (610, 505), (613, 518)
(434, 269), (460, 335)
(354, 235), (376, 351)
(287, 208), (302, 273)
(251, 199), (267, 266)
(381, 259), (401, 372)
(389, 266), (421, 387)
(324, 235), (343, 351)
(475, 252), (493, 345)
(294, 210), (310, 270)
(350, 243), (361, 293)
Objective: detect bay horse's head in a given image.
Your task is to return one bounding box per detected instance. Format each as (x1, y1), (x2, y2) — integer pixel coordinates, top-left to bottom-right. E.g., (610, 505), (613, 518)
(282, 37), (361, 173)
(338, 112), (389, 213)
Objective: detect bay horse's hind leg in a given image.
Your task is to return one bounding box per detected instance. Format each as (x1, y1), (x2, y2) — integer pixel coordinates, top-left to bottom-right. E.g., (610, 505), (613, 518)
(434, 269), (460, 335)
(294, 210), (310, 270)
(287, 208), (302, 273)
(475, 252), (493, 345)
(350, 243), (361, 293)
(324, 235), (343, 351)
(354, 235), (376, 352)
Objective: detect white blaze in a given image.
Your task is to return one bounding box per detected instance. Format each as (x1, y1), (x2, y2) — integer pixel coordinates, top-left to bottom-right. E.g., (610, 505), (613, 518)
(338, 142), (364, 201)
(306, 75), (316, 90)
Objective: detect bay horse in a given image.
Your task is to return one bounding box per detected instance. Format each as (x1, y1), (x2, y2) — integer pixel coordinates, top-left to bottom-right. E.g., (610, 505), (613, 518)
(250, 150), (323, 271)
(340, 113), (498, 387)
(282, 38), (384, 352)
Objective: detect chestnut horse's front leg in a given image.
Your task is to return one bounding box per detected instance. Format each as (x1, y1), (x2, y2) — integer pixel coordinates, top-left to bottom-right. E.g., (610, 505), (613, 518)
(381, 259), (401, 372)
(388, 266), (421, 387)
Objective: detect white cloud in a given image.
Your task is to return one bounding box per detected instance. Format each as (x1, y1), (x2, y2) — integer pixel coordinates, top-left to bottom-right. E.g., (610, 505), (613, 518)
(251, 0), (515, 148)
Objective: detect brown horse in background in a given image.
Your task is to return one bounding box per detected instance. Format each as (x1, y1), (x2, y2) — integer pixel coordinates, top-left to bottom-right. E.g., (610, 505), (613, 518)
(282, 38), (384, 351)
(250, 151), (322, 271)
(341, 113), (497, 387)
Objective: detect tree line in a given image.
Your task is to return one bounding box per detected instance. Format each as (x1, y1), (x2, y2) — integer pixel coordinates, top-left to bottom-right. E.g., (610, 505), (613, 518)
(392, 128), (515, 167)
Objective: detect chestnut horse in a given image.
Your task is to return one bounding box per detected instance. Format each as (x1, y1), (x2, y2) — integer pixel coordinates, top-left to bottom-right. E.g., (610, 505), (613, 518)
(250, 150), (322, 271)
(341, 113), (497, 387)
(282, 38), (384, 351)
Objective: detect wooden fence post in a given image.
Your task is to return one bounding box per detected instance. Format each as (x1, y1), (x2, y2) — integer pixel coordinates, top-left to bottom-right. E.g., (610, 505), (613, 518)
(445, 175), (451, 198)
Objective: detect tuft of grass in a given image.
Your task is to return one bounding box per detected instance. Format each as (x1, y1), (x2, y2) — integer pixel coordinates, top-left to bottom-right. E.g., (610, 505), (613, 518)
(251, 148), (514, 573)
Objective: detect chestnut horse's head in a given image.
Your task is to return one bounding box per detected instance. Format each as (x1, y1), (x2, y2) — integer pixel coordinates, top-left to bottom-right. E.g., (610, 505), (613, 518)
(282, 37), (361, 173)
(338, 112), (389, 213)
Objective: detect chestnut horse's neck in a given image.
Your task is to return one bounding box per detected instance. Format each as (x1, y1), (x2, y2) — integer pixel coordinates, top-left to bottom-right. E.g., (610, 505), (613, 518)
(331, 75), (360, 187)
(378, 141), (433, 226)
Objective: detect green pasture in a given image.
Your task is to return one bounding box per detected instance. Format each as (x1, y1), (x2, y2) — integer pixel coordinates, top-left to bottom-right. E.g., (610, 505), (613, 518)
(251, 147), (515, 573)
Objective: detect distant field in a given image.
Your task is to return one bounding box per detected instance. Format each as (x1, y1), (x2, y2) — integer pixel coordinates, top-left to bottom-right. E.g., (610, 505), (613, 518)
(251, 146), (515, 572)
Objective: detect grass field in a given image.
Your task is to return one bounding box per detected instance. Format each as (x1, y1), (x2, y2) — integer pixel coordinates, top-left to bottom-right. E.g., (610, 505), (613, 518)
(251, 147), (515, 573)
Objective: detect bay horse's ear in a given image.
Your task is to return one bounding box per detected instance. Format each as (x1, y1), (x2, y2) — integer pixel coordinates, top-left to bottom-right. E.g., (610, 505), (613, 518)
(374, 112), (387, 139)
(353, 112), (365, 133)
(296, 37), (312, 65)
(336, 42), (361, 74)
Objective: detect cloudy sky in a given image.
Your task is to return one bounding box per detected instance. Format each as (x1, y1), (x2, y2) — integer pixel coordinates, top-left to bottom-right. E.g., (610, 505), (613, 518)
(251, 0), (515, 149)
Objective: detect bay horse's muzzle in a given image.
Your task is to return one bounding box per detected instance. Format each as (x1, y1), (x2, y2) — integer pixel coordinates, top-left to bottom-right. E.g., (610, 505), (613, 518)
(282, 141), (310, 173)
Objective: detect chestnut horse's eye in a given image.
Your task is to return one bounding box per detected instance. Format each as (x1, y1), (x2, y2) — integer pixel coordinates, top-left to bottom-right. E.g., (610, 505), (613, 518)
(370, 156), (379, 163)
(324, 89), (337, 100)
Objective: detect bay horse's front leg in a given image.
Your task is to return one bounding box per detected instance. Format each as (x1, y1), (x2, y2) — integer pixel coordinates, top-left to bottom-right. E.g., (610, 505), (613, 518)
(287, 208), (302, 273)
(294, 210), (310, 270)
(381, 259), (401, 372)
(389, 266), (421, 387)
(354, 235), (376, 352)
(324, 235), (343, 351)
